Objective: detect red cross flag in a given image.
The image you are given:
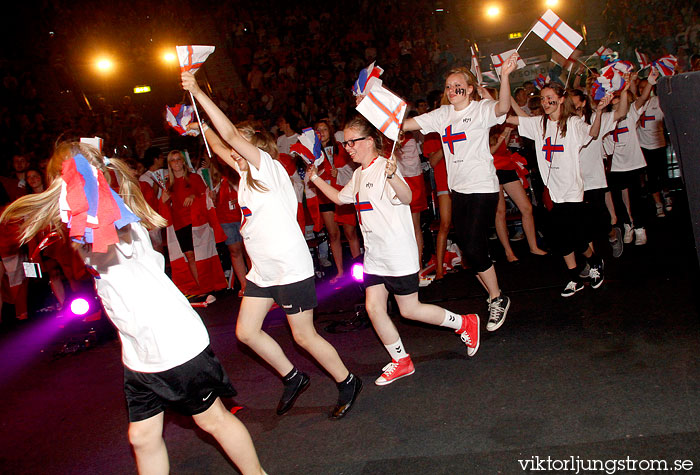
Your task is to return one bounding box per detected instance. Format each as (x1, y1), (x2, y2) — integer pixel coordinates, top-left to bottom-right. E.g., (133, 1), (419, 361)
(176, 45), (215, 74)
(356, 85), (407, 142)
(490, 50), (525, 75)
(470, 46), (483, 84)
(635, 49), (651, 70)
(595, 46), (614, 58)
(532, 10), (582, 60)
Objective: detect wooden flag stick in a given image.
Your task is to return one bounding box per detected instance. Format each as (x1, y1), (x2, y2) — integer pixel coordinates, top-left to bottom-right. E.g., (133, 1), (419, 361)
(189, 91), (213, 160)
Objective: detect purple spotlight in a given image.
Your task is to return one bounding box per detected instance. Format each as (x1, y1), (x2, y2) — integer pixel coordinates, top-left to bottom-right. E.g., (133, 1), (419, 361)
(351, 263), (364, 282)
(69, 298), (90, 316)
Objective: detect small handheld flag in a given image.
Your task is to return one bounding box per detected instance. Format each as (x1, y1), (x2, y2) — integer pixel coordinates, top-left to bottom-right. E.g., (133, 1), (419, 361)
(290, 128), (325, 167)
(176, 45), (215, 74)
(635, 49), (651, 70)
(490, 50), (525, 76)
(352, 62), (384, 96)
(165, 104), (200, 136)
(532, 9), (583, 60)
(653, 55), (677, 76)
(595, 46), (614, 59)
(534, 73), (549, 90)
(590, 64), (626, 101)
(356, 85), (407, 142)
(80, 137), (104, 154)
(470, 47), (483, 84)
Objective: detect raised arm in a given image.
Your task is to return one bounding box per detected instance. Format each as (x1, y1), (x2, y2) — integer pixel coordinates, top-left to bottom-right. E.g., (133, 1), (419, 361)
(495, 53), (519, 116)
(187, 122), (237, 170)
(590, 93), (613, 138)
(402, 117), (421, 132)
(307, 164), (342, 204)
(613, 74), (631, 121)
(634, 68), (658, 110)
(181, 72), (262, 170)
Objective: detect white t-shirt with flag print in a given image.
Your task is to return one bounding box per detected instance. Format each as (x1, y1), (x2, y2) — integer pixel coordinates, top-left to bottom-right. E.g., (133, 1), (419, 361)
(518, 115), (591, 203)
(337, 156), (419, 277)
(579, 111), (617, 191)
(413, 100), (505, 194)
(237, 150), (314, 287)
(636, 96), (666, 150)
(605, 103), (648, 172)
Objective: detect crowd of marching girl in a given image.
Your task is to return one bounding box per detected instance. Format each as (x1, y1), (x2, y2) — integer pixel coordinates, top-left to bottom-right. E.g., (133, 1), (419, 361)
(0, 48), (679, 473)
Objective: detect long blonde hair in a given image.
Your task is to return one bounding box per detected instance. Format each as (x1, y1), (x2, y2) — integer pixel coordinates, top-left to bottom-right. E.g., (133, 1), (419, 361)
(236, 121), (278, 193)
(1, 141), (167, 245)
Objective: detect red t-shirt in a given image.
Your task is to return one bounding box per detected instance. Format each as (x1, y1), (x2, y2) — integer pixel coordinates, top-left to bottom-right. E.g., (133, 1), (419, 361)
(170, 174), (207, 230)
(215, 176), (242, 224)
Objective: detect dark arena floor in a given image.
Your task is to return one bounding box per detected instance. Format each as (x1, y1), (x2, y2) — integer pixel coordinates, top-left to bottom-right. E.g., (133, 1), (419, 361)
(1, 194), (699, 475)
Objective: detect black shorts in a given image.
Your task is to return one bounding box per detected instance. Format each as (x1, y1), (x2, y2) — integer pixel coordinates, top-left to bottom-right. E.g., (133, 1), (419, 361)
(244, 276), (317, 314)
(123, 346), (236, 423)
(319, 203), (335, 213)
(174, 225), (194, 253)
(548, 202), (590, 256)
(496, 169), (519, 185)
(364, 272), (419, 296)
(608, 169), (645, 191)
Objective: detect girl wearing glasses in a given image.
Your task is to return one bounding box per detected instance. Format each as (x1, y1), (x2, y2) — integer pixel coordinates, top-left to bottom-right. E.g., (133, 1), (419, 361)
(309, 115), (481, 387)
(505, 73), (611, 298)
(182, 72), (362, 420)
(401, 55), (519, 333)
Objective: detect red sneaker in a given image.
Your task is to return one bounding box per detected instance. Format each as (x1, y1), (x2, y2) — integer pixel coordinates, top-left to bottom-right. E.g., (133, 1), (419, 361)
(374, 355), (415, 386)
(456, 314), (480, 357)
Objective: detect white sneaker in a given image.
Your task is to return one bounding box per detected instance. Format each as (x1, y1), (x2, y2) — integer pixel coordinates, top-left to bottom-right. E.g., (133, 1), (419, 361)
(656, 203), (666, 218)
(634, 227), (647, 245)
(623, 224), (634, 244)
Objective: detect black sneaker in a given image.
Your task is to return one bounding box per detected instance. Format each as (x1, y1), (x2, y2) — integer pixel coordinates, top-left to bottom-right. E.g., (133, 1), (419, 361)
(277, 370), (310, 415)
(589, 261), (604, 289)
(578, 263), (591, 279)
(486, 294), (510, 332)
(331, 374), (363, 420)
(561, 280), (584, 297)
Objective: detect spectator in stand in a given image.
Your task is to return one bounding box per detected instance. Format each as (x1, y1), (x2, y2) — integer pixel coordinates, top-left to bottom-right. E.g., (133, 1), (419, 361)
(276, 114), (299, 155)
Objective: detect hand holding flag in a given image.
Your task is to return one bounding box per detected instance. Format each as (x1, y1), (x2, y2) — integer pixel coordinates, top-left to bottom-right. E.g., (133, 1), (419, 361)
(166, 104), (200, 136)
(290, 128), (325, 167)
(490, 50), (525, 76)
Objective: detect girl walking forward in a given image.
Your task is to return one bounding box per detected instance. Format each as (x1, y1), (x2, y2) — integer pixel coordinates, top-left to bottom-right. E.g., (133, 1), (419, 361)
(1, 142), (265, 475)
(402, 56), (518, 332)
(182, 72), (361, 419)
(504, 62), (610, 297)
(309, 115), (480, 386)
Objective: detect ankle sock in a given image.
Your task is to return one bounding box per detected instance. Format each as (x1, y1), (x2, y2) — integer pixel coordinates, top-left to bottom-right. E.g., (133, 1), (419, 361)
(385, 339), (406, 361)
(440, 310), (463, 330)
(337, 373), (357, 402)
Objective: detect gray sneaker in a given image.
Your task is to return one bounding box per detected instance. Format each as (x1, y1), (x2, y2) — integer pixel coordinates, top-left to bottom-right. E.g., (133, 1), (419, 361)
(487, 295), (510, 332)
(610, 227), (623, 258)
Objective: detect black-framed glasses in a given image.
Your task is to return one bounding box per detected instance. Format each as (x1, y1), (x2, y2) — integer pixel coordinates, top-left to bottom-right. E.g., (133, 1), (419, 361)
(340, 136), (369, 148)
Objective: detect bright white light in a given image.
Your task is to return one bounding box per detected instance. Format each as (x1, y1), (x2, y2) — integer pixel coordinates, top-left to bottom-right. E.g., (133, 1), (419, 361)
(545, 0), (558, 6)
(70, 298), (90, 316)
(163, 52), (176, 63)
(95, 58), (114, 72)
(351, 263), (364, 282)
(486, 6), (500, 18)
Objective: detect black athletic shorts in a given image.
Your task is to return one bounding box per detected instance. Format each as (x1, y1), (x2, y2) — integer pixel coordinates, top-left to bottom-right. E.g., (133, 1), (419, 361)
(319, 202), (335, 213)
(364, 272), (419, 296)
(244, 276), (317, 314)
(123, 346), (236, 423)
(174, 225), (194, 253)
(496, 169), (519, 185)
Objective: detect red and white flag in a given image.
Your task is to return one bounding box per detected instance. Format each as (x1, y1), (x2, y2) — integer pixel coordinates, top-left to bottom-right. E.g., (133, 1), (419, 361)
(635, 49), (651, 69)
(490, 49), (525, 76)
(653, 55), (677, 76)
(595, 45), (614, 58)
(532, 9), (583, 60)
(470, 47), (483, 84)
(356, 85), (407, 142)
(352, 62), (384, 96)
(176, 45), (215, 74)
(165, 104), (199, 136)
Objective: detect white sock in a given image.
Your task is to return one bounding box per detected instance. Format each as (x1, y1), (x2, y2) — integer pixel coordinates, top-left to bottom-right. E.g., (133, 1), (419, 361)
(384, 338), (407, 361)
(440, 310), (463, 330)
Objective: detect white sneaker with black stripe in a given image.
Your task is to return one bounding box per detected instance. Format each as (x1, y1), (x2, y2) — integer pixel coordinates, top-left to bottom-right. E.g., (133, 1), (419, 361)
(561, 280), (584, 297)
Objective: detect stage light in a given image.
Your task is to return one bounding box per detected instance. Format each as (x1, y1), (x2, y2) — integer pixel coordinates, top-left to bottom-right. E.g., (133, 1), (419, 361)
(351, 263), (364, 282)
(486, 5), (500, 18)
(95, 58), (114, 73)
(545, 0), (558, 6)
(69, 298), (90, 316)
(163, 52), (176, 63)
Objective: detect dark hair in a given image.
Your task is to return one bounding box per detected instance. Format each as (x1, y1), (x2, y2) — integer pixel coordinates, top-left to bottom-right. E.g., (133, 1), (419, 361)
(142, 146), (162, 169)
(568, 88), (593, 124)
(540, 83), (576, 138)
(314, 118), (338, 156)
(344, 115), (383, 155)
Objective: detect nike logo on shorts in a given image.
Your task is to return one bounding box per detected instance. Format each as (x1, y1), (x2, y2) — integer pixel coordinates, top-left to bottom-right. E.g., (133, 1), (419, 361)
(202, 391), (213, 402)
(282, 304), (293, 308)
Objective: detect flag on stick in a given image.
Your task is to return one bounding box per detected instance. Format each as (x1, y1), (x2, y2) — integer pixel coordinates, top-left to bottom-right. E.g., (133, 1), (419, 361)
(590, 63), (626, 100)
(653, 55), (677, 76)
(470, 47), (483, 84)
(166, 104), (200, 136)
(351, 62), (384, 96)
(635, 49), (651, 70)
(176, 45), (215, 74)
(356, 85), (407, 142)
(290, 128), (325, 167)
(490, 50), (525, 76)
(532, 9), (583, 59)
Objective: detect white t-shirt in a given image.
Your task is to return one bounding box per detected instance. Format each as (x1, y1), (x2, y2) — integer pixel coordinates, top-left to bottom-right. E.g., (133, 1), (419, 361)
(518, 115), (591, 203)
(276, 133), (299, 155)
(606, 103), (648, 172)
(84, 222), (209, 373)
(237, 150), (314, 286)
(579, 112), (617, 191)
(414, 100), (505, 194)
(337, 157), (419, 277)
(396, 137), (423, 178)
(636, 96), (666, 150)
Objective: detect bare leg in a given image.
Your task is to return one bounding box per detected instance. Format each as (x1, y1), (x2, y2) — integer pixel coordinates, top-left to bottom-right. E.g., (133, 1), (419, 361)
(342, 223), (361, 258)
(563, 252), (577, 270)
(228, 242), (248, 292)
(321, 211), (344, 281)
(411, 212), (423, 267)
(286, 309), (349, 382)
(477, 265), (501, 300)
(235, 296), (294, 377)
(184, 250), (199, 287)
(495, 186), (517, 262)
(394, 292), (448, 325)
(604, 190), (618, 226)
(364, 284), (401, 345)
(621, 188), (633, 226)
(435, 194), (452, 279)
(192, 398), (265, 475)
(128, 412), (169, 475)
(504, 181), (546, 255)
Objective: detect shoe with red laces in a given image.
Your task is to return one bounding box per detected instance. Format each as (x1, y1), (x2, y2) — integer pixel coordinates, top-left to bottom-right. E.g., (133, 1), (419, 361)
(456, 314), (480, 357)
(374, 355), (415, 386)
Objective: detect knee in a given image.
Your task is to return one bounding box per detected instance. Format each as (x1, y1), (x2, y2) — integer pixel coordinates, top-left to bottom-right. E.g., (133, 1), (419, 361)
(194, 404), (226, 435)
(230, 246), (242, 258)
(128, 423), (161, 451)
(495, 206), (506, 219)
(520, 200), (533, 216)
(328, 228), (341, 243)
(235, 324), (257, 346)
(291, 326), (316, 349)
